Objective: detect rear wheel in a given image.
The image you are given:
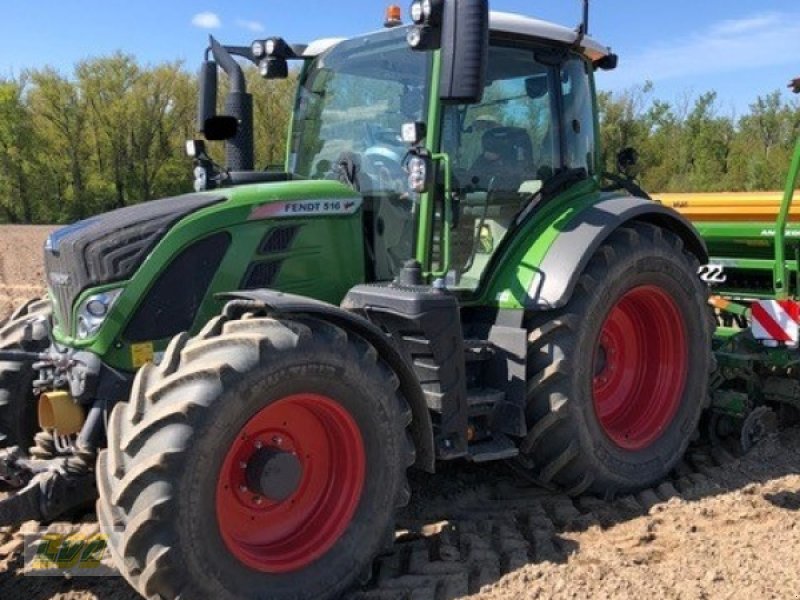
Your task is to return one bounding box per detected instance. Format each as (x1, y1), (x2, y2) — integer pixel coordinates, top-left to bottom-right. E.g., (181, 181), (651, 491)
(0, 297), (51, 448)
(97, 314), (415, 600)
(520, 223), (712, 495)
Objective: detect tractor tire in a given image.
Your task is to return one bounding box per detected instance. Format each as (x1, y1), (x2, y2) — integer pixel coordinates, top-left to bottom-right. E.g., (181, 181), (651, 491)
(0, 297), (51, 448)
(97, 314), (415, 600)
(520, 223), (712, 496)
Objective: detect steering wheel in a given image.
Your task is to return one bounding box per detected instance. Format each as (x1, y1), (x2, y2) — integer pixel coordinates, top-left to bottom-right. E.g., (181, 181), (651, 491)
(362, 145), (407, 192)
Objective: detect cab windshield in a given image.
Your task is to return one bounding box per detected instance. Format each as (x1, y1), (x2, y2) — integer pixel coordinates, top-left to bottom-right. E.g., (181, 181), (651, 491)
(290, 28), (430, 281)
(290, 28), (430, 195)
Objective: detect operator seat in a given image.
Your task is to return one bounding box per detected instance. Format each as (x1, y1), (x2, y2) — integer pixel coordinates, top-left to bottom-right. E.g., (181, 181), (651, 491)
(468, 126), (533, 192)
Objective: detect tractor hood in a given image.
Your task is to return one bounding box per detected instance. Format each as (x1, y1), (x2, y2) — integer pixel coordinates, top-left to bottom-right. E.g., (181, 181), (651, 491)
(44, 193), (226, 332)
(45, 179), (365, 348)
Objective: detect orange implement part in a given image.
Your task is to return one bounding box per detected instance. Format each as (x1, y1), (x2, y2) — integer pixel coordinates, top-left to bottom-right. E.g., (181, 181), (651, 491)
(652, 192), (800, 222)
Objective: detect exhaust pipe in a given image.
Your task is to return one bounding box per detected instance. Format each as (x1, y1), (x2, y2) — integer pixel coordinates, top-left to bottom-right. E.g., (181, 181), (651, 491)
(209, 36), (255, 172)
(197, 59), (219, 134)
(38, 391), (85, 436)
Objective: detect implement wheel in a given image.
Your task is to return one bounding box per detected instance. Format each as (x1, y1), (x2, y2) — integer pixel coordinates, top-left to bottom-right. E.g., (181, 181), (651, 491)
(521, 223), (712, 495)
(97, 314), (415, 600)
(0, 298), (51, 448)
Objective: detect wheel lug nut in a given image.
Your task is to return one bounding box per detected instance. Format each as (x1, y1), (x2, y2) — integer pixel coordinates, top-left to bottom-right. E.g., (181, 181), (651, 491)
(239, 461), (247, 469)
(254, 440), (263, 449)
(253, 496), (263, 505)
(239, 485), (248, 492)
(272, 436), (283, 446)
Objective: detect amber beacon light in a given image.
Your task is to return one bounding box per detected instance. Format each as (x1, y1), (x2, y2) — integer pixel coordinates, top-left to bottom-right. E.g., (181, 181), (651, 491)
(385, 4), (403, 27)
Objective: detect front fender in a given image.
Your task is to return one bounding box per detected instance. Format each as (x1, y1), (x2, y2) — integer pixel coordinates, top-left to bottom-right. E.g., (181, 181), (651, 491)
(219, 290), (436, 473)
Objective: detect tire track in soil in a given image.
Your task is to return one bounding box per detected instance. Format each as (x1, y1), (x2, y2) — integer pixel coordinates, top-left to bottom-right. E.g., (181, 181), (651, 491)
(2, 225), (800, 599)
(346, 431), (800, 600)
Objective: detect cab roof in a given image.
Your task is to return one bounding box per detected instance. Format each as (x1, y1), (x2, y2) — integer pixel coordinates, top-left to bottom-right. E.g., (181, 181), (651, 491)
(302, 11), (611, 62)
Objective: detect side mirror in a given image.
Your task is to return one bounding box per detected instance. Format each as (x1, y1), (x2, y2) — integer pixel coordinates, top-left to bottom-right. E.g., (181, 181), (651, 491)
(790, 77), (800, 94)
(408, 0), (488, 105)
(595, 53), (619, 72)
(617, 147), (639, 177)
(525, 75), (549, 100)
(440, 0), (489, 104)
(204, 116), (239, 141)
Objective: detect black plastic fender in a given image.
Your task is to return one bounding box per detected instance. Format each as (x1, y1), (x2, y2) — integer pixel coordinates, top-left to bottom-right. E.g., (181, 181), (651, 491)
(528, 194), (708, 310)
(219, 290), (436, 472)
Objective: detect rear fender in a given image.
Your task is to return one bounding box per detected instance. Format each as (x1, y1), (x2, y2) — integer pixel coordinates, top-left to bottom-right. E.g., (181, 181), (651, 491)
(530, 195), (708, 310)
(483, 192), (708, 311)
(219, 290), (436, 472)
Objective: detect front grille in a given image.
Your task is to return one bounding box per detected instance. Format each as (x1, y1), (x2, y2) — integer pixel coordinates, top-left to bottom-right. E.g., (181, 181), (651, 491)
(44, 193), (225, 334)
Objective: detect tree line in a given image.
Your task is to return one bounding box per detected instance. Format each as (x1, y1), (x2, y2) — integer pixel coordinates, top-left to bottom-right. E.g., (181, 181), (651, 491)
(0, 53), (296, 224)
(599, 82), (800, 193)
(1, 54), (798, 225)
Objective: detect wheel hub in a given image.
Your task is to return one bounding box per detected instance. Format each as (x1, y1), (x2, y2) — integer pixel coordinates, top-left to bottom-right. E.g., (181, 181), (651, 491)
(245, 447), (303, 502)
(592, 285), (688, 450)
(216, 393), (366, 573)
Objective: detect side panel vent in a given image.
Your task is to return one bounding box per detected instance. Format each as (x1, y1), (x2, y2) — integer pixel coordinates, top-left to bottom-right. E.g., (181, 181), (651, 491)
(241, 261), (283, 290)
(259, 225), (301, 254)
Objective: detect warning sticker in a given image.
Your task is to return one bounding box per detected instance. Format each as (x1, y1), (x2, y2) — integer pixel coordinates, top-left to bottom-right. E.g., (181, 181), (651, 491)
(248, 198), (362, 220)
(131, 342), (155, 368)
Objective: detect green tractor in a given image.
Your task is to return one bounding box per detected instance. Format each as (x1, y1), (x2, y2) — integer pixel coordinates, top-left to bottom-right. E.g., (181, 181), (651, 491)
(0, 2), (715, 598)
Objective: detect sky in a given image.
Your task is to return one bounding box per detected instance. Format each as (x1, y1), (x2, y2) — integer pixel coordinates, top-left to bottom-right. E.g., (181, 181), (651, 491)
(1, 0), (799, 116)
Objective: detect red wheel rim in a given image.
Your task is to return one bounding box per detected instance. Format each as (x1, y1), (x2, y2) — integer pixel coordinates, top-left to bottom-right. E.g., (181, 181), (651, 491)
(592, 285), (688, 450)
(216, 393), (366, 573)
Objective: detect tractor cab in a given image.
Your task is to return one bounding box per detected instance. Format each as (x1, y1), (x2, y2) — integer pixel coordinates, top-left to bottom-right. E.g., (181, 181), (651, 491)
(195, 7), (617, 288)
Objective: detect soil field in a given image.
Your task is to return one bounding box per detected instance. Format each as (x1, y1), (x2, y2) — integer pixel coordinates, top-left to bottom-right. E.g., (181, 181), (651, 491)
(1, 224), (800, 600)
(0, 225), (53, 319)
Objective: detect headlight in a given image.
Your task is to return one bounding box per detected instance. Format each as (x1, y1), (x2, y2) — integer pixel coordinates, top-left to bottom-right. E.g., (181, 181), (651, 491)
(406, 154), (431, 193)
(251, 40), (265, 59)
(76, 289), (123, 339)
(265, 39), (276, 56)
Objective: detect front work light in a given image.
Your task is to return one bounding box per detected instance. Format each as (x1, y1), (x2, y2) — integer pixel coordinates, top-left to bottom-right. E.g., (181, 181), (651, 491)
(251, 41), (265, 59)
(408, 0), (444, 50)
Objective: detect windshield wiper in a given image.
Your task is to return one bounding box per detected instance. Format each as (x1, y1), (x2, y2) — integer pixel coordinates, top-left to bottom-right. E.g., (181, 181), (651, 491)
(514, 167), (588, 226)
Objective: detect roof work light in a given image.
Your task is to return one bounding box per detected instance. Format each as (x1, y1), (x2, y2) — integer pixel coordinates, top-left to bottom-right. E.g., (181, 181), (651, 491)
(407, 0), (444, 50)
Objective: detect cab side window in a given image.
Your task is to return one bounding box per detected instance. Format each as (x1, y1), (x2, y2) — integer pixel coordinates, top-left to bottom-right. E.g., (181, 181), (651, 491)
(441, 45), (557, 289)
(561, 57), (596, 175)
(444, 46), (556, 194)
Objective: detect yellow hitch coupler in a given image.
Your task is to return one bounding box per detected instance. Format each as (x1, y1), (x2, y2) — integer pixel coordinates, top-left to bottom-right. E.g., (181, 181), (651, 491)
(38, 391), (86, 436)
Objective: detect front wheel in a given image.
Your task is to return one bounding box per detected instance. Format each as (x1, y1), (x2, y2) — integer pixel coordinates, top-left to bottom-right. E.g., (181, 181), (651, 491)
(97, 314), (415, 600)
(520, 223), (712, 495)
(0, 297), (51, 448)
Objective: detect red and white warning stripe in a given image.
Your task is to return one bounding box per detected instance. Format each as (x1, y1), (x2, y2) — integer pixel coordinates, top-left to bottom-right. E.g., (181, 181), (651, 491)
(751, 300), (800, 344)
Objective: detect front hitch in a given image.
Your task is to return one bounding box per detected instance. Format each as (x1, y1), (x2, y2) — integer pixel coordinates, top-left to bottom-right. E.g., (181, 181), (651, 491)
(0, 399), (107, 527)
(0, 443), (97, 526)
(0, 349), (44, 363)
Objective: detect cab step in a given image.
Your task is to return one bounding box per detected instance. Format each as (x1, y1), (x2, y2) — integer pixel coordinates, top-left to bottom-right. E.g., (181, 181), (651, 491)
(468, 432), (519, 463)
(467, 387), (506, 417)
